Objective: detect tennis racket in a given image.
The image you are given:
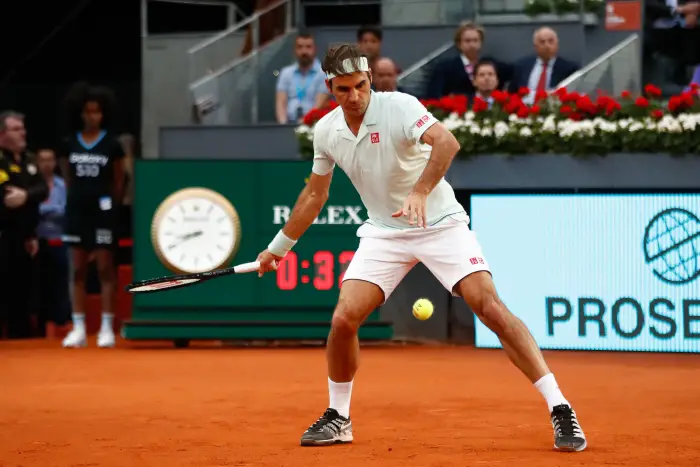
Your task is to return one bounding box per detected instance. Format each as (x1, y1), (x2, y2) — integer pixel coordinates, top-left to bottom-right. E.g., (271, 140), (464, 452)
(125, 261), (261, 294)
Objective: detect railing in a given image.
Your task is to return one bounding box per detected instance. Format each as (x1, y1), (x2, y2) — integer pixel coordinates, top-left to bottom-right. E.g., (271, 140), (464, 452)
(141, 0), (245, 38)
(187, 0), (295, 83)
(556, 34), (642, 96)
(397, 41), (456, 98)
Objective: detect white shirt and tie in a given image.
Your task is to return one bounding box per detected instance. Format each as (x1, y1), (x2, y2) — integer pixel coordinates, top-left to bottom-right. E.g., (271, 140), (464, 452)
(524, 57), (557, 104)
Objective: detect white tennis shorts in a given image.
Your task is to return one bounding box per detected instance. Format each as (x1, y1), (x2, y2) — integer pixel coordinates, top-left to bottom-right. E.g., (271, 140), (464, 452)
(342, 213), (490, 301)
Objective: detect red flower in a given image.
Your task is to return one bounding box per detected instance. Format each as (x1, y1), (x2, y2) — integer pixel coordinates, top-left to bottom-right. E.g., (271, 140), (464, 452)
(668, 95), (683, 112)
(535, 90), (549, 102)
(634, 96), (649, 108)
(472, 96), (489, 113)
(553, 87), (568, 100)
(651, 109), (664, 119)
(560, 105), (573, 115)
(560, 91), (580, 103)
(644, 84), (662, 98)
(491, 90), (509, 104)
(576, 95), (597, 114)
(529, 105), (541, 115)
(517, 86), (530, 97)
(680, 91), (695, 107)
(620, 90), (632, 99)
(516, 106), (529, 119)
(690, 83), (699, 91)
(568, 112), (583, 121)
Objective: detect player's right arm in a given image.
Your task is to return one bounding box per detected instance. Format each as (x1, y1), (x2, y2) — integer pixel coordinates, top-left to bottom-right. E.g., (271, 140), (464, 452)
(257, 123), (335, 276)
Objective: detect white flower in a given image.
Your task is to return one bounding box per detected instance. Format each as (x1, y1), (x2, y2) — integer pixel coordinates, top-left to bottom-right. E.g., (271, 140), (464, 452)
(618, 118), (632, 129)
(542, 115), (557, 132)
(481, 128), (493, 137)
(628, 122), (644, 132)
(494, 121), (509, 138)
(295, 124), (311, 135)
(658, 115), (682, 133)
(464, 111), (476, 121)
(520, 127), (533, 137)
(469, 124), (482, 135)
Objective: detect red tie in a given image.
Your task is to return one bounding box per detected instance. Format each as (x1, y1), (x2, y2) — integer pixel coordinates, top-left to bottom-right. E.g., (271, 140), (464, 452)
(536, 61), (549, 92)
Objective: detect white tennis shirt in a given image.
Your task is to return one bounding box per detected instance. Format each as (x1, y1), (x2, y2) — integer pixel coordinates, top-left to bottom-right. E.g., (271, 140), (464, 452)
(311, 91), (467, 230)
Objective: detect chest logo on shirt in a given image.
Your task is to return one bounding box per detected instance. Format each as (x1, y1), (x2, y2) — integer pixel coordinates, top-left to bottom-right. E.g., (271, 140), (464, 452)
(0, 169), (8, 184)
(370, 132), (380, 144)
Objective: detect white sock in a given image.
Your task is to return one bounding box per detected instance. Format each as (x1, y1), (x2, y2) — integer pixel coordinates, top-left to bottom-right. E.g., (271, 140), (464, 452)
(534, 373), (569, 412)
(328, 378), (353, 419)
(101, 312), (114, 333)
(72, 313), (86, 332)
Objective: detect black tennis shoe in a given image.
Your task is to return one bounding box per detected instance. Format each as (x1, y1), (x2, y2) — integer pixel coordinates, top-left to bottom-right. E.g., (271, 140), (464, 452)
(300, 408), (353, 446)
(551, 404), (587, 452)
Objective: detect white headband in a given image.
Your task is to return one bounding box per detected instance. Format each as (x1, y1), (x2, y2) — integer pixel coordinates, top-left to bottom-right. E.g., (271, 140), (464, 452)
(326, 57), (370, 80)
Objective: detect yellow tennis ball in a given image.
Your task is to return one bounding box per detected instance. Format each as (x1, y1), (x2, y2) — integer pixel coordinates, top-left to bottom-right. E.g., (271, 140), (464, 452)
(412, 298), (434, 320)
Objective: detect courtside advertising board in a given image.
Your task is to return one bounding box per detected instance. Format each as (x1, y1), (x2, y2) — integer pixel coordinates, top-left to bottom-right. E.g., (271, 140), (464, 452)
(471, 193), (700, 353)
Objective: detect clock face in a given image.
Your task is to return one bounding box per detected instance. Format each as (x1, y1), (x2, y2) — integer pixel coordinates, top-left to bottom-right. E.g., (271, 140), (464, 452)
(152, 189), (240, 274)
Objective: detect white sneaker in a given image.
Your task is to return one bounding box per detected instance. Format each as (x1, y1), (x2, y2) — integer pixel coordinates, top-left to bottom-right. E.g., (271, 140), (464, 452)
(62, 328), (87, 348)
(97, 328), (116, 348)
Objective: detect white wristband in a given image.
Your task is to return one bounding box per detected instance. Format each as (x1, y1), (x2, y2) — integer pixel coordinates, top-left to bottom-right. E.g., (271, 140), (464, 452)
(268, 230), (297, 257)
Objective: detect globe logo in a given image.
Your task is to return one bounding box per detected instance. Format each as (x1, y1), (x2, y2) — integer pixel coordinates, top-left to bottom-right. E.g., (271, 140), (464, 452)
(643, 208), (700, 285)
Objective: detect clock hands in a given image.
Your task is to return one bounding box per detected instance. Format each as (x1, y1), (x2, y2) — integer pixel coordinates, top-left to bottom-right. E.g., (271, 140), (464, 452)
(168, 230), (204, 250)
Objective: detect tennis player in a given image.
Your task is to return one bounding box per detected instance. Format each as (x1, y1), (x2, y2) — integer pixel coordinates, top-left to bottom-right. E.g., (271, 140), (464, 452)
(256, 44), (587, 452)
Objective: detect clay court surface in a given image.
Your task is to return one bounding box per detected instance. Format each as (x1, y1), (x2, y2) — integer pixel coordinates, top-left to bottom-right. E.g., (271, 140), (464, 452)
(2, 339), (699, 467)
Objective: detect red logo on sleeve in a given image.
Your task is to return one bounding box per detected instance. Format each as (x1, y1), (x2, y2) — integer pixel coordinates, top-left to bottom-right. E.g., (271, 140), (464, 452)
(370, 132), (380, 144)
(416, 115), (430, 128)
(469, 257), (485, 265)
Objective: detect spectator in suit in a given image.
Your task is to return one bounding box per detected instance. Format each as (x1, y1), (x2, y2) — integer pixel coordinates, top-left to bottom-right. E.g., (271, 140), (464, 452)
(275, 32), (328, 124)
(372, 57), (407, 93)
(35, 148), (71, 337)
(508, 27), (579, 104)
(357, 26), (383, 72)
(427, 22), (512, 99)
(472, 61), (500, 108)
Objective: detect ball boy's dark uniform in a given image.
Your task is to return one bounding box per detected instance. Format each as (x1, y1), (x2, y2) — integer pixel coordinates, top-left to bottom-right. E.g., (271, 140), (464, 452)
(59, 131), (124, 250)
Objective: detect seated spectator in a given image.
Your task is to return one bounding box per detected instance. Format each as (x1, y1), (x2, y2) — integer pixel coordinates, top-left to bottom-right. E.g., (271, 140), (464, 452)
(357, 25), (383, 72)
(508, 27), (579, 104)
(275, 32), (328, 124)
(427, 22), (511, 99)
(35, 148), (71, 337)
(372, 57), (407, 93)
(472, 61), (500, 108)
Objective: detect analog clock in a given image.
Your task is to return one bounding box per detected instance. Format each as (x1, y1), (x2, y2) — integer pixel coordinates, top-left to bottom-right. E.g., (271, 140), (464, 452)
(151, 187), (241, 274)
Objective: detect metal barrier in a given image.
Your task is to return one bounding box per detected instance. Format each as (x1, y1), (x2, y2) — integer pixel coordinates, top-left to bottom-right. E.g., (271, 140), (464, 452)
(556, 34), (642, 96)
(397, 41), (455, 98)
(187, 0), (295, 83)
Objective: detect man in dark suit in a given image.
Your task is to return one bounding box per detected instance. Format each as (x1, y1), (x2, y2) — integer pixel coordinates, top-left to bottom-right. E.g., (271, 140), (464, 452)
(427, 22), (512, 99)
(508, 27), (579, 103)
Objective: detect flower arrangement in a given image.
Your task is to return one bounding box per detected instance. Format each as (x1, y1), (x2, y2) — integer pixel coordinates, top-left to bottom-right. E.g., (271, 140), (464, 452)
(295, 85), (700, 159)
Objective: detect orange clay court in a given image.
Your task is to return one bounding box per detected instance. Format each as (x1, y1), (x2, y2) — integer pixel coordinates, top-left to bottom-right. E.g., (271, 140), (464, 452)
(2, 339), (699, 467)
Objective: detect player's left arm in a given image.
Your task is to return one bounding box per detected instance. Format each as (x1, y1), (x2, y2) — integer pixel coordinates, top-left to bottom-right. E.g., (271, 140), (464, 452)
(412, 122), (460, 197)
(392, 95), (460, 227)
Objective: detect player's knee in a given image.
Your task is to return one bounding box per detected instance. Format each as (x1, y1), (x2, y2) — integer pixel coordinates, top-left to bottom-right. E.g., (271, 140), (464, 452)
(330, 308), (362, 337)
(472, 296), (512, 336)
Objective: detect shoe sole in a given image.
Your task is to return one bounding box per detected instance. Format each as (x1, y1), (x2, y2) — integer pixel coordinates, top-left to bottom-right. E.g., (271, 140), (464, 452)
(554, 439), (587, 452)
(300, 434), (353, 447)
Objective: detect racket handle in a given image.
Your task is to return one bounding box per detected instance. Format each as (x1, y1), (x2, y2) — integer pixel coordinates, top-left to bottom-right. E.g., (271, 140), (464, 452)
(233, 261), (261, 274)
